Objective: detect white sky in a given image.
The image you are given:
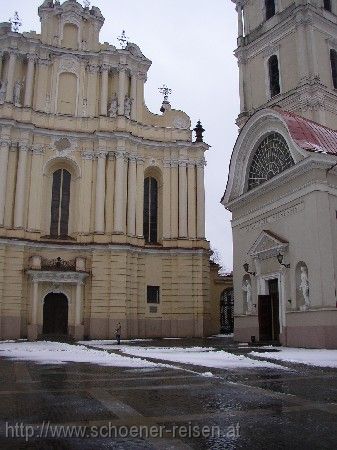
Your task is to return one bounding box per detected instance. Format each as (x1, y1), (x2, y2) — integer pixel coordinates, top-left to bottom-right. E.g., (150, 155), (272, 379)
(2, 0), (239, 270)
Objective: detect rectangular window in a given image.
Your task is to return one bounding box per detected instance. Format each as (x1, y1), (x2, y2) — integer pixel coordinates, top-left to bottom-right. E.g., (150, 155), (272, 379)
(324, 0), (332, 12)
(147, 286), (160, 304)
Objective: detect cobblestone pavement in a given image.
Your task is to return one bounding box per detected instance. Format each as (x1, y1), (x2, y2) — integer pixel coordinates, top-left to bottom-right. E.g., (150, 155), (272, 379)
(0, 338), (337, 449)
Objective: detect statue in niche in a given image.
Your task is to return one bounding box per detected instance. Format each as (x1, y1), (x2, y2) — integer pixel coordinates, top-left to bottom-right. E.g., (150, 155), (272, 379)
(299, 266), (310, 310)
(108, 94), (118, 118)
(0, 80), (7, 104)
(124, 95), (133, 119)
(242, 279), (253, 315)
(13, 81), (22, 106)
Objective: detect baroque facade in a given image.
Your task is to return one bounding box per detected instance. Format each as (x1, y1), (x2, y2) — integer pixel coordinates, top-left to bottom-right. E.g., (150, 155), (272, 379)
(0, 0), (211, 340)
(223, 0), (337, 348)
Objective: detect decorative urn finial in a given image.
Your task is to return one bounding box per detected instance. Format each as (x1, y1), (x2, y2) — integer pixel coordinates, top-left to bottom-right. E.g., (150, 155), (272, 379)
(194, 120), (205, 143)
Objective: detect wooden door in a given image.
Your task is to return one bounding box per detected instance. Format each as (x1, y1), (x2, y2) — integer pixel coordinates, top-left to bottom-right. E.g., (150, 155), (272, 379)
(258, 295), (273, 341)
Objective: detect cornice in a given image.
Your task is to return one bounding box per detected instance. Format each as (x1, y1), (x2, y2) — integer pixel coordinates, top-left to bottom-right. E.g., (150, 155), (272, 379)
(1, 238), (209, 257)
(226, 157), (337, 213)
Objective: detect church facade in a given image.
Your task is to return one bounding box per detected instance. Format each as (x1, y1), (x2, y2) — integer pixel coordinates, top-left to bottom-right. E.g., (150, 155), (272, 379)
(0, 0), (211, 341)
(223, 0), (337, 348)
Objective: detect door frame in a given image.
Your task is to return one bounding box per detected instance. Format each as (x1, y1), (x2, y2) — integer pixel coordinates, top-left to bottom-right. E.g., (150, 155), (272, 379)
(42, 291), (69, 335)
(257, 271), (285, 335)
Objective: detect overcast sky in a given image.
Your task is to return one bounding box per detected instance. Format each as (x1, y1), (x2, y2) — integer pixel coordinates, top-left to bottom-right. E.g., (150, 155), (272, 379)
(2, 0), (239, 270)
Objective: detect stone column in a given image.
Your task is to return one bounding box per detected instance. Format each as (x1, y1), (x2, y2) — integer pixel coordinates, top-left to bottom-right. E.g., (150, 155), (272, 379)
(170, 162), (179, 238)
(162, 161), (171, 239)
(238, 53), (246, 113)
(114, 151), (126, 232)
(0, 51), (3, 80)
(130, 73), (137, 120)
(27, 146), (44, 232)
(87, 64), (99, 117)
(178, 161), (188, 238)
(0, 140), (10, 227)
(196, 160), (206, 239)
(135, 157), (144, 237)
(118, 66), (127, 115)
(6, 52), (16, 103)
(14, 143), (29, 229)
(100, 64), (109, 116)
(308, 19), (319, 77)
(24, 55), (36, 108)
(136, 72), (146, 121)
(75, 282), (83, 326)
(36, 58), (50, 111)
(237, 3), (244, 38)
(94, 151), (107, 233)
(187, 162), (197, 239)
(32, 280), (39, 325)
(79, 152), (94, 233)
(127, 156), (137, 236)
(295, 16), (309, 81)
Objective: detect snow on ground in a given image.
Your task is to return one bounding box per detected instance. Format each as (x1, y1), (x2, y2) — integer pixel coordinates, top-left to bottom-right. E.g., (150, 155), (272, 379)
(78, 339), (152, 346)
(120, 346), (285, 369)
(251, 348), (337, 368)
(0, 341), (160, 368)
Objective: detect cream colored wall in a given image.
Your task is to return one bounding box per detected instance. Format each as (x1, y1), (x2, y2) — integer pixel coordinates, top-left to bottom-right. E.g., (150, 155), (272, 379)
(232, 170), (337, 319)
(0, 0), (211, 340)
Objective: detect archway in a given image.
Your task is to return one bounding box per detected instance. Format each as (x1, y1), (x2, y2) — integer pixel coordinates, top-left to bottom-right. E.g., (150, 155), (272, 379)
(43, 293), (68, 335)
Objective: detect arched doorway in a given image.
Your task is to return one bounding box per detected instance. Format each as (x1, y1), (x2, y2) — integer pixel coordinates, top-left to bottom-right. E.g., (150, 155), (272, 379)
(43, 293), (68, 335)
(220, 288), (234, 334)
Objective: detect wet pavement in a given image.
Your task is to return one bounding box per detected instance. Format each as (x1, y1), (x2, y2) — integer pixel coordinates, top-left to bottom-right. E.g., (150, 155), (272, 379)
(0, 337), (337, 449)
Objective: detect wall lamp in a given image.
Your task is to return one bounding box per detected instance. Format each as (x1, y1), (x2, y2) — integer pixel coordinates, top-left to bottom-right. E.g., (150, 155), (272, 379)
(243, 263), (256, 276)
(277, 252), (290, 268)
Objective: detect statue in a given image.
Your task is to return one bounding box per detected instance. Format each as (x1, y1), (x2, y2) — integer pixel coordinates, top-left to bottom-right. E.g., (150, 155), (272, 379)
(13, 81), (22, 106)
(124, 96), (132, 119)
(108, 94), (118, 118)
(0, 80), (7, 104)
(299, 266), (310, 310)
(242, 279), (253, 314)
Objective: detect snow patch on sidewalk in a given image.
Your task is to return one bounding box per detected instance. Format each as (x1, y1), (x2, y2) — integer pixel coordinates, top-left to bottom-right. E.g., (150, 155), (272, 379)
(251, 348), (337, 368)
(120, 346), (285, 369)
(0, 341), (160, 368)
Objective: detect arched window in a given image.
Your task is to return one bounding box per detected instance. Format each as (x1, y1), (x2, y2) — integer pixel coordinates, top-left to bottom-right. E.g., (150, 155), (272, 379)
(143, 177), (158, 243)
(324, 0), (332, 12)
(50, 169), (71, 237)
(248, 133), (294, 190)
(265, 0), (276, 20)
(330, 49), (337, 89)
(268, 55), (280, 97)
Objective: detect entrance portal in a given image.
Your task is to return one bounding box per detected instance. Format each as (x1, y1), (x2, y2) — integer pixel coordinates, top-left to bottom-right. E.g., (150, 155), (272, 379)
(258, 279), (280, 341)
(43, 293), (68, 335)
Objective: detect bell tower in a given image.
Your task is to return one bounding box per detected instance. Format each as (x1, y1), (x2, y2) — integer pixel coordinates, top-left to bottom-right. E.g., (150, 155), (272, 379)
(232, 0), (337, 130)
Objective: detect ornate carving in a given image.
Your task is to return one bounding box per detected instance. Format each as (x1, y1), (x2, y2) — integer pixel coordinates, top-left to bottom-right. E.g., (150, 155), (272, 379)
(59, 55), (80, 74)
(55, 137), (71, 152)
(87, 64), (100, 74)
(41, 257), (76, 272)
(81, 151), (95, 160)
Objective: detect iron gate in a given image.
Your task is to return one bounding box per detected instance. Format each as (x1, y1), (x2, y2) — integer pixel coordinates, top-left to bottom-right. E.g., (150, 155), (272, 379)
(220, 288), (234, 334)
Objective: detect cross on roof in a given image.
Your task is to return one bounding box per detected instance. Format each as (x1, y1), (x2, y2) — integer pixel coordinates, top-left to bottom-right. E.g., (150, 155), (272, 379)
(159, 84), (172, 102)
